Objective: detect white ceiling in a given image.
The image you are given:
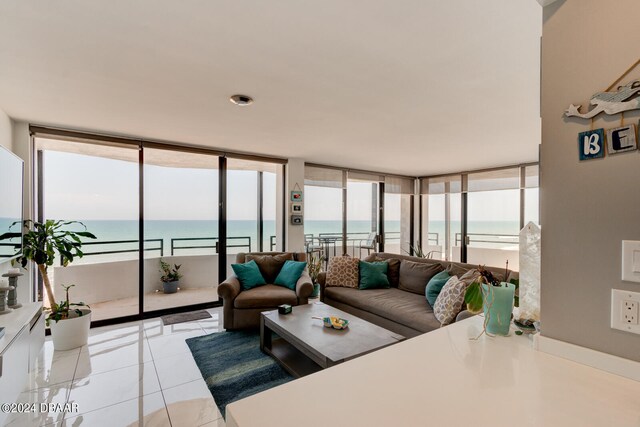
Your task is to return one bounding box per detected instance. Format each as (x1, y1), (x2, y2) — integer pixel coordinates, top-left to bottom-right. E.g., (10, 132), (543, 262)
(0, 1), (542, 176)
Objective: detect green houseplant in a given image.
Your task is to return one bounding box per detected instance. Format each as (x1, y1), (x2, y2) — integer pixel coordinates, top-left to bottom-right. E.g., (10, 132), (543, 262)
(19, 220), (96, 350)
(307, 252), (323, 298)
(159, 259), (182, 294)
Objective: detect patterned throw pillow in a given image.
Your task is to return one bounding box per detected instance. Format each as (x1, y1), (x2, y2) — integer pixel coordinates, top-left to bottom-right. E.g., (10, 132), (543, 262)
(325, 256), (359, 288)
(433, 276), (469, 326)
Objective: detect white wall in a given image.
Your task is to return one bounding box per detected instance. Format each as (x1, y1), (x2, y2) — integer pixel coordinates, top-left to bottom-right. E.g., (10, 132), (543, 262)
(0, 115), (33, 305)
(285, 158), (306, 252)
(52, 254), (236, 305)
(0, 109), (12, 151)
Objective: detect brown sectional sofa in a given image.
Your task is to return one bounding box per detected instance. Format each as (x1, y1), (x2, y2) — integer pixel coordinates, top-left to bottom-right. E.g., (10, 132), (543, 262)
(318, 252), (517, 338)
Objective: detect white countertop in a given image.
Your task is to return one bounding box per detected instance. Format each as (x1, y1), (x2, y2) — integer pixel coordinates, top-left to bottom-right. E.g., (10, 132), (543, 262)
(0, 302), (42, 354)
(226, 316), (640, 427)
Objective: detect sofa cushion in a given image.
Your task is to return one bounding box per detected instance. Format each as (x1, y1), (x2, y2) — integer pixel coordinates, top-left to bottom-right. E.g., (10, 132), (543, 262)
(358, 261), (390, 290)
(398, 260), (444, 295)
(231, 260), (267, 291)
(433, 276), (468, 325)
(233, 284), (298, 309)
(324, 287), (441, 332)
(245, 253), (294, 283)
(446, 262), (471, 278)
(364, 255), (401, 287)
(326, 256), (359, 288)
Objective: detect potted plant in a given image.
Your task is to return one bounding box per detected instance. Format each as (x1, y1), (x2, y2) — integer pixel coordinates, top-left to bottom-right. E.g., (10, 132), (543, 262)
(307, 252), (323, 298)
(464, 264), (516, 337)
(47, 284), (91, 350)
(159, 259), (182, 293)
(19, 220), (96, 350)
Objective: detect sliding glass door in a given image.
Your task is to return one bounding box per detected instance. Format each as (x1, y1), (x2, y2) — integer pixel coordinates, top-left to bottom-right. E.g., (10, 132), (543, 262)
(421, 175), (462, 261)
(225, 158), (282, 276)
(35, 131), (286, 325)
(304, 166), (345, 261)
(466, 169), (521, 270)
(382, 177), (414, 255)
(36, 138), (140, 322)
(421, 164), (539, 267)
(346, 172), (380, 257)
(143, 147), (220, 314)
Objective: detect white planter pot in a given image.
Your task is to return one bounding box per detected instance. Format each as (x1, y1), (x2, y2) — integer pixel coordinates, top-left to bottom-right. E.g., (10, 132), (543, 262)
(50, 309), (92, 351)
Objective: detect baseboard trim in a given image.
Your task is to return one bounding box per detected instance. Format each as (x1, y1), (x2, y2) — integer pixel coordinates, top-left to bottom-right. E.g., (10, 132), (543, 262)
(536, 335), (640, 382)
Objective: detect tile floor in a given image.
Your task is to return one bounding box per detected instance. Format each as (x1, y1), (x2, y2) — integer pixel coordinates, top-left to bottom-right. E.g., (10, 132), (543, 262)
(55, 288), (219, 322)
(6, 307), (226, 427)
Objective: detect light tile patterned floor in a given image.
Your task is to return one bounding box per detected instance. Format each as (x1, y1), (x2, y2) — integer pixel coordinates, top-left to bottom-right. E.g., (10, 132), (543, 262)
(5, 308), (226, 427)
(88, 288), (219, 322)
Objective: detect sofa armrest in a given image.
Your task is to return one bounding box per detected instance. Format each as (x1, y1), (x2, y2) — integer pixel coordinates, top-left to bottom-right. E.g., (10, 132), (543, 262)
(317, 272), (327, 301)
(219, 275), (242, 301)
(455, 310), (477, 322)
(296, 272), (314, 299)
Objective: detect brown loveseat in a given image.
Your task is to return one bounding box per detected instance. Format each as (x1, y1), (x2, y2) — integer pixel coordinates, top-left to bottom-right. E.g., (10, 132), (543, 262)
(219, 252), (314, 330)
(318, 252), (517, 338)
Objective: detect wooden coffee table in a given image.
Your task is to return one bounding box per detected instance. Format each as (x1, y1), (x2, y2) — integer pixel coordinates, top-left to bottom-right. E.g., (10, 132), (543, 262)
(260, 302), (404, 377)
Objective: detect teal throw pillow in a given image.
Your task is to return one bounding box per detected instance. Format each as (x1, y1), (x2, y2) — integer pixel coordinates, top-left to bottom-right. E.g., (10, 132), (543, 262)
(425, 270), (451, 306)
(359, 261), (390, 290)
(232, 260), (267, 291)
(274, 260), (307, 290)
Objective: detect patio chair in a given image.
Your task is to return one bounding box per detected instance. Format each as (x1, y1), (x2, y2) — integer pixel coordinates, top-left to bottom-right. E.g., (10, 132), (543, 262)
(356, 232), (377, 258)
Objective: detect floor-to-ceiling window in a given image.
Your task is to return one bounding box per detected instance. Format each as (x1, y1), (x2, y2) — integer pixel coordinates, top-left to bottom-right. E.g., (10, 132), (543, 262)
(143, 147), (219, 315)
(37, 137), (140, 322)
(383, 176), (414, 255)
(524, 165), (539, 225)
(346, 172), (381, 257)
(304, 166), (345, 261)
(225, 158), (282, 276)
(420, 164), (539, 269)
(304, 165), (416, 261)
(35, 129), (285, 325)
(421, 175), (461, 261)
(466, 169), (521, 270)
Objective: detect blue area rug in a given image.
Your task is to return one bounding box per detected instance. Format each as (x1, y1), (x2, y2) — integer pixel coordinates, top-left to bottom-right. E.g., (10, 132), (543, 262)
(186, 330), (294, 418)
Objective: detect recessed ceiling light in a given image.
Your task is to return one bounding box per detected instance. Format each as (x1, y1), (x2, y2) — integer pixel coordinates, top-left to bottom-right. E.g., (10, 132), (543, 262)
(230, 94), (254, 106)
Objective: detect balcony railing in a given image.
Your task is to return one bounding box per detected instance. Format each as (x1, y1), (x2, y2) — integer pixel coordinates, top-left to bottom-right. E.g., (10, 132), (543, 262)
(454, 232), (519, 247)
(170, 236), (251, 255)
(58, 231), (514, 264)
(64, 239), (164, 264)
(67, 236), (253, 263)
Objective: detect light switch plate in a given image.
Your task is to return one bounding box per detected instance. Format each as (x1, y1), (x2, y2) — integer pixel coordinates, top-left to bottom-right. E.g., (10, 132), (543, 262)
(611, 289), (640, 335)
(621, 241), (640, 282)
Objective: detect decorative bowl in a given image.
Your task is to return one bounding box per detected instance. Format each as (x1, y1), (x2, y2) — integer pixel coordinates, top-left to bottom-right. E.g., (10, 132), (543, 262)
(318, 316), (349, 330)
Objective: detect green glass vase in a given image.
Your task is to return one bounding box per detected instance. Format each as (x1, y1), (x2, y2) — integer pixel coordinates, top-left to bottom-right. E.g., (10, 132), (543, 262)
(482, 282), (515, 336)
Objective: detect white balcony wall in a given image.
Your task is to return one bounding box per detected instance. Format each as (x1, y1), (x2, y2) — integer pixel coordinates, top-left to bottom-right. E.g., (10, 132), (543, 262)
(52, 255), (234, 305)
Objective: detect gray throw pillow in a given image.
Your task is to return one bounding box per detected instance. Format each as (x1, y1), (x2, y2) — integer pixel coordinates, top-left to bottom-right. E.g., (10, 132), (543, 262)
(398, 260), (444, 295)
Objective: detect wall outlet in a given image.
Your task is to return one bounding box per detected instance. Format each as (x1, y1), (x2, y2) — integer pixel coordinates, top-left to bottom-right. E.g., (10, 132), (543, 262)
(611, 289), (640, 334)
(621, 300), (639, 324)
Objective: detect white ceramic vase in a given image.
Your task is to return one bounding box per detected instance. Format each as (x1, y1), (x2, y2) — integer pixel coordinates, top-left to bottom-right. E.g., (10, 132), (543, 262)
(50, 309), (92, 351)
